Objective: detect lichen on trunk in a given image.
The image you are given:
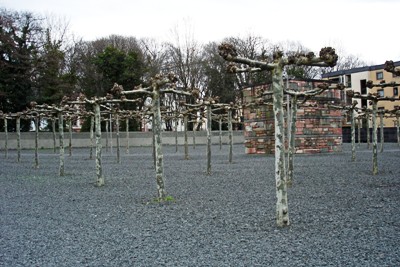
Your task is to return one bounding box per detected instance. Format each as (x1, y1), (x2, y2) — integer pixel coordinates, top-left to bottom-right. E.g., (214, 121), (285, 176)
(372, 101), (378, 175)
(272, 66), (290, 227)
(206, 104), (212, 175)
(351, 109), (356, 162)
(58, 112), (65, 176)
(94, 103), (104, 186)
(16, 117), (21, 163)
(35, 116), (39, 168)
(228, 109), (233, 163)
(153, 89), (167, 199)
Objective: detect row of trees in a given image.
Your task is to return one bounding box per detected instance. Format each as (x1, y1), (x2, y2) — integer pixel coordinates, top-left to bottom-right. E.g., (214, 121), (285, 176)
(1, 8), (366, 131)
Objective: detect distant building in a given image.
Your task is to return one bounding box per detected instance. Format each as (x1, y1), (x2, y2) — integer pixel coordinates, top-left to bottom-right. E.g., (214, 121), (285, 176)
(322, 61), (400, 127)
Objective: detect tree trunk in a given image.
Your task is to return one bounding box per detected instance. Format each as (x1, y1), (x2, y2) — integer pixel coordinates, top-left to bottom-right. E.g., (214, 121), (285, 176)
(52, 118), (56, 153)
(90, 115), (94, 159)
(58, 112), (65, 176)
(16, 117), (21, 163)
(4, 118), (8, 159)
(397, 116), (400, 147)
(105, 120), (109, 152)
(219, 117), (222, 150)
(372, 101), (378, 175)
(175, 118), (178, 152)
(35, 116), (39, 169)
(366, 110), (370, 149)
(357, 118), (361, 148)
(192, 124), (196, 149)
(184, 114), (189, 160)
(379, 112), (384, 153)
(287, 95), (298, 186)
(94, 103), (104, 186)
(126, 117), (129, 154)
(68, 117), (72, 156)
(116, 113), (120, 164)
(351, 109), (356, 162)
(272, 66), (289, 227)
(153, 90), (167, 199)
(228, 109), (233, 163)
(206, 104), (212, 175)
(109, 114), (113, 155)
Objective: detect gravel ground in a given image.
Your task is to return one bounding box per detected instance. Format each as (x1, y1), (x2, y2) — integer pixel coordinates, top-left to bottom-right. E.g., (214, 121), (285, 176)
(1, 142), (399, 266)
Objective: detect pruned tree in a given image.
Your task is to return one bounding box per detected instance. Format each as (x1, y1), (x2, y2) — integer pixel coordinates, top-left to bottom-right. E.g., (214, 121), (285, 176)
(218, 43), (338, 227)
(113, 74), (191, 200)
(283, 82), (344, 184)
(347, 80), (400, 175)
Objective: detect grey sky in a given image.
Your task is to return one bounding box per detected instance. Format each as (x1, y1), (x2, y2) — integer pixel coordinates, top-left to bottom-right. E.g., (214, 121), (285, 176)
(2, 0), (399, 64)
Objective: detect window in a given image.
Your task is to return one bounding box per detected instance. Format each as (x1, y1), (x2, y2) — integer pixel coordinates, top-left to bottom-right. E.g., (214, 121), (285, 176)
(360, 80), (367, 94)
(346, 75), (352, 87)
(376, 72), (384, 80)
(361, 99), (368, 108)
(394, 87), (398, 96)
(377, 89), (384, 97)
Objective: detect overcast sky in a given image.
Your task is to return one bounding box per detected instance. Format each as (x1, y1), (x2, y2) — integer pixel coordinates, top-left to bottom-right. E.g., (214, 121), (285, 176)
(2, 0), (400, 65)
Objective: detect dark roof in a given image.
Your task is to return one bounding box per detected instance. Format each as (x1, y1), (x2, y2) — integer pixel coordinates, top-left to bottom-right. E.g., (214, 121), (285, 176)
(321, 61), (400, 78)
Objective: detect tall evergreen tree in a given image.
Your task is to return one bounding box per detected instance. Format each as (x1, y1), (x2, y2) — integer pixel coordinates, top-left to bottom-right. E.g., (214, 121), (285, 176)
(0, 9), (41, 130)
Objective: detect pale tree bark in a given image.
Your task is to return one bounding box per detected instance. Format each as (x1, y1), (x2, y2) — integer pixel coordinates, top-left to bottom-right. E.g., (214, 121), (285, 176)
(16, 116), (21, 163)
(52, 118), (56, 153)
(397, 115), (400, 147)
(347, 84), (399, 175)
(372, 101), (378, 175)
(94, 103), (104, 186)
(68, 117), (72, 156)
(105, 120), (109, 152)
(109, 114), (113, 155)
(351, 109), (356, 162)
(90, 115), (94, 159)
(272, 66), (290, 227)
(228, 109), (233, 163)
(184, 114), (189, 160)
(379, 112), (384, 153)
(34, 116), (39, 169)
(116, 75), (201, 199)
(4, 118), (8, 159)
(366, 110), (370, 149)
(153, 88), (167, 199)
(116, 113), (121, 164)
(125, 117), (130, 154)
(218, 43), (338, 227)
(192, 121), (196, 149)
(357, 117), (361, 148)
(175, 117), (178, 152)
(286, 82), (343, 185)
(58, 112), (65, 176)
(219, 117), (223, 150)
(206, 104), (212, 175)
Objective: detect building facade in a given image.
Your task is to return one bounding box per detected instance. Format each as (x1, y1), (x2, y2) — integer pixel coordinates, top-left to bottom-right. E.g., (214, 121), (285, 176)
(322, 61), (400, 127)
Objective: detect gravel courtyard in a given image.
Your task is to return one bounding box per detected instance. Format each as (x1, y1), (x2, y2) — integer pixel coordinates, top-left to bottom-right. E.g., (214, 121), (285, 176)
(1, 143), (399, 266)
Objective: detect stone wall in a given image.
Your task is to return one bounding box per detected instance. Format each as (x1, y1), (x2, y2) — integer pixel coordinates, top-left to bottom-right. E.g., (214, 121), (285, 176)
(243, 80), (343, 154)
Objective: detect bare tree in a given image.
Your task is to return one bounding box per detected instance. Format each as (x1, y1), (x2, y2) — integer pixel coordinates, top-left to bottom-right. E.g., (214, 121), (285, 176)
(219, 43), (338, 227)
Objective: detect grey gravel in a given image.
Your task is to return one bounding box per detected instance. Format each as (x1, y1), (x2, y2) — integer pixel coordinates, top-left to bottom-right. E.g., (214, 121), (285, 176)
(1, 143), (399, 266)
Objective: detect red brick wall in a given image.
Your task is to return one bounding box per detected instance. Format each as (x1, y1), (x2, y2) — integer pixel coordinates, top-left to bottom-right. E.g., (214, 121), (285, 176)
(243, 81), (343, 154)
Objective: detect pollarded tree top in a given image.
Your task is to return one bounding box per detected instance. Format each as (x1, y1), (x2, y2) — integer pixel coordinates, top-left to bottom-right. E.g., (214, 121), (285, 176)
(218, 42), (339, 71)
(384, 60), (400, 76)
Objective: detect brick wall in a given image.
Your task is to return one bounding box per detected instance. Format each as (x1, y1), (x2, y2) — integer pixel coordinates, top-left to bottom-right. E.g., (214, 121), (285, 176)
(243, 81), (343, 154)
